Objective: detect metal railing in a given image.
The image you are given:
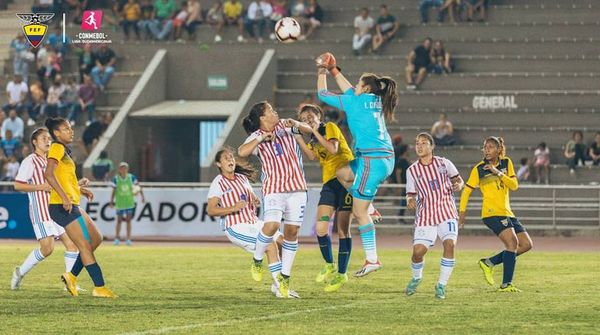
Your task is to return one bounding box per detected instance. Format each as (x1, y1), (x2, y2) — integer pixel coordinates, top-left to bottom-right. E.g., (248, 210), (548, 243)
(1, 182), (599, 230)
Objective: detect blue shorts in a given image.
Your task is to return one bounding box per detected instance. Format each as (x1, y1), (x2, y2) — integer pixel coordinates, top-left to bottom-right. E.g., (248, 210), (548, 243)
(482, 216), (526, 236)
(49, 204), (83, 227)
(116, 208), (135, 218)
(349, 155), (394, 201)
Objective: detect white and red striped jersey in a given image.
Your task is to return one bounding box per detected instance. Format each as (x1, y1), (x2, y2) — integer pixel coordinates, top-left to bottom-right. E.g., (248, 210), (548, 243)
(14, 153), (52, 224)
(243, 120), (306, 195)
(406, 156), (460, 226)
(207, 173), (258, 228)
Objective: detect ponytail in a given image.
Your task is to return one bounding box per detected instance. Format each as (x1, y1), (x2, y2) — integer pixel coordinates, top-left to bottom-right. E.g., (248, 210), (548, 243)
(361, 73), (398, 122)
(242, 101), (267, 134)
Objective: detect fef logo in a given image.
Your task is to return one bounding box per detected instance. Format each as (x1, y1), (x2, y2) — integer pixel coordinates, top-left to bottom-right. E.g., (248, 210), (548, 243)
(81, 10), (102, 30)
(16, 13), (54, 48)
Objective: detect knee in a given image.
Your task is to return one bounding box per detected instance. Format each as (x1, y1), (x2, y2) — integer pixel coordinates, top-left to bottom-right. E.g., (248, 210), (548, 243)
(412, 246), (427, 262)
(506, 237), (519, 251)
(521, 239), (533, 253)
(315, 221), (329, 236)
(351, 208), (368, 222)
(39, 244), (54, 257)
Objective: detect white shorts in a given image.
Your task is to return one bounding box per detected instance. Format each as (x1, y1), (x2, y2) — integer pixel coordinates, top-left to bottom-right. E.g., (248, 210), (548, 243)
(413, 218), (458, 248)
(225, 220), (283, 253)
(263, 192), (307, 226)
(32, 220), (65, 240)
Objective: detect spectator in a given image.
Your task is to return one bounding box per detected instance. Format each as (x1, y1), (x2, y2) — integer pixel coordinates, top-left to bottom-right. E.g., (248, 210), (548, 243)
(372, 5), (399, 54)
(302, 0), (323, 40)
(0, 130), (20, 157)
(149, 0), (177, 40)
(465, 0), (486, 22)
(1, 110), (24, 141)
(61, 76), (79, 122)
(207, 0), (225, 42)
(91, 44), (117, 91)
(92, 150), (115, 181)
(4, 75), (28, 115)
(184, 0), (204, 41)
(19, 144), (31, 162)
(46, 74), (67, 117)
(47, 26), (71, 57)
(83, 112), (114, 153)
(269, 0), (288, 40)
(352, 7), (374, 56)
(245, 0), (272, 43)
(564, 130), (587, 175)
(122, 0), (142, 40)
(1, 155), (19, 182)
(588, 132), (600, 166)
(430, 40), (453, 74)
(439, 0), (463, 23)
(171, 1), (191, 41)
(430, 113), (455, 146)
(10, 34), (33, 83)
(405, 37), (432, 90)
(138, 0), (156, 40)
(516, 157), (530, 182)
(78, 44), (95, 83)
(69, 74), (97, 126)
(28, 80), (46, 125)
(533, 142), (550, 184)
(36, 44), (60, 90)
(419, 0), (444, 23)
(221, 0), (245, 42)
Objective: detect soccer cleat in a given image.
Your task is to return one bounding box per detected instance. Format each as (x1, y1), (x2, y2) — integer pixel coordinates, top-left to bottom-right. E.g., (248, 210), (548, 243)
(271, 283), (300, 298)
(61, 272), (79, 297)
(354, 260), (383, 277)
(498, 284), (521, 293)
(478, 259), (495, 286)
(113, 239), (120, 246)
(315, 263), (336, 283)
(405, 277), (422, 296)
(125, 239), (132, 246)
(251, 260), (263, 282)
(435, 283), (446, 299)
(324, 273), (349, 292)
(369, 208), (383, 224)
(92, 286), (118, 298)
(11, 267), (23, 290)
(63, 285), (86, 292)
(276, 274), (290, 298)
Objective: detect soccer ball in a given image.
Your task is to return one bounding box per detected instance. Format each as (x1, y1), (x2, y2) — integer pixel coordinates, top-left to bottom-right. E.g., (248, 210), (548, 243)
(274, 17), (301, 44)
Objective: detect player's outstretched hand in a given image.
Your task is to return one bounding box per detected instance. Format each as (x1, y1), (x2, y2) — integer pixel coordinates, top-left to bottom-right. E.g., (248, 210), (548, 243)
(315, 52), (336, 70)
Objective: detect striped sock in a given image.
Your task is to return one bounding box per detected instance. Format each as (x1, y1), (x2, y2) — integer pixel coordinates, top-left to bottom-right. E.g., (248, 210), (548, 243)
(438, 258), (455, 285)
(358, 223), (378, 263)
(64, 251), (79, 272)
(337, 237), (352, 274)
(253, 231), (273, 262)
(20, 249), (45, 275)
(269, 261), (282, 282)
(281, 239), (299, 277)
(317, 234), (333, 264)
(411, 261), (424, 279)
(85, 262), (105, 287)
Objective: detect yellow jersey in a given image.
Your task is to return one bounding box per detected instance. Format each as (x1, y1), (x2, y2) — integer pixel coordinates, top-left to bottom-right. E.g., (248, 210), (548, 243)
(307, 122), (354, 184)
(223, 1), (242, 19)
(460, 157), (518, 218)
(48, 143), (81, 205)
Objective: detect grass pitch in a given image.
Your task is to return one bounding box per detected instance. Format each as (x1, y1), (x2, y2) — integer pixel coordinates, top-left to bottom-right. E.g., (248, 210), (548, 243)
(0, 243), (598, 335)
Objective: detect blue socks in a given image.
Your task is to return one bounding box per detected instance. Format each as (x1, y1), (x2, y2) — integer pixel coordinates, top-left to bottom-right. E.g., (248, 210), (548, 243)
(337, 237), (352, 274)
(502, 251), (517, 285)
(85, 262), (105, 287)
(317, 234), (333, 264)
(70, 255), (84, 277)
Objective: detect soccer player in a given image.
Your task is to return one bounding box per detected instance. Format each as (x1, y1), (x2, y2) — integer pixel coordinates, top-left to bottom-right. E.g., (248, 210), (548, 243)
(11, 128), (80, 290)
(316, 52), (397, 277)
(44, 117), (116, 298)
(459, 136), (533, 292)
(110, 161), (145, 246)
(207, 147), (299, 298)
(404, 132), (464, 299)
(238, 101), (311, 298)
(294, 104), (354, 292)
